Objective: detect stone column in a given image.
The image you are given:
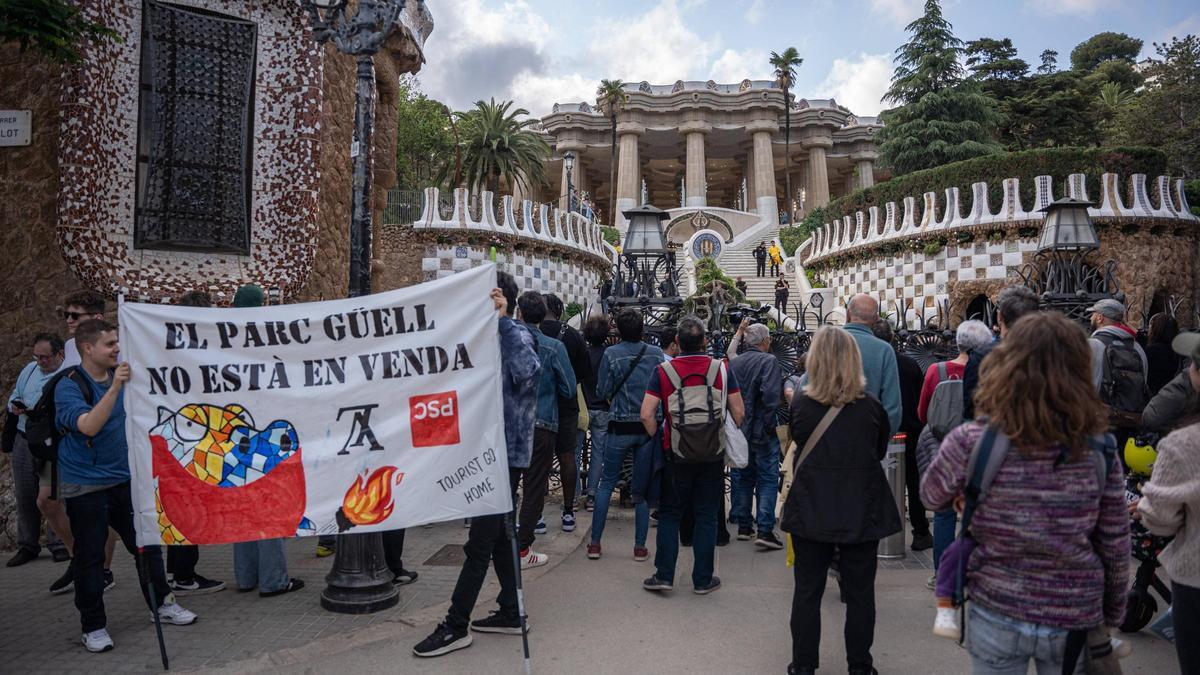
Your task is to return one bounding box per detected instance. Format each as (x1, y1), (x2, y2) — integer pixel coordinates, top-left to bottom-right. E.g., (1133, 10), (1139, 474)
(615, 122), (644, 229)
(743, 150), (757, 214)
(806, 134), (832, 208)
(747, 119), (779, 223)
(853, 151), (877, 190)
(680, 121), (710, 208)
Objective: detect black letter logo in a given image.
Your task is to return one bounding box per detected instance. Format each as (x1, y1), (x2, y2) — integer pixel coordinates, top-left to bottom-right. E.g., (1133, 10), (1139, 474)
(336, 404), (384, 455)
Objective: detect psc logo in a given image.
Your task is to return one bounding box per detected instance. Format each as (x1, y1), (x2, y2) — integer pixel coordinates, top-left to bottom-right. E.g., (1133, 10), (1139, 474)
(409, 391), (460, 447)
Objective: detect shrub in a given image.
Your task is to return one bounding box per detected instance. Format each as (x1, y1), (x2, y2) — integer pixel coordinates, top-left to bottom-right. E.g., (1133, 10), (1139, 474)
(1186, 180), (1200, 217)
(779, 224), (809, 257)
(600, 226), (621, 247)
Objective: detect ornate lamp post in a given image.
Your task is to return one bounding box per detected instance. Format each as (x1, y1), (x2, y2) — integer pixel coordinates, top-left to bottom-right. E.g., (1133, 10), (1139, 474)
(563, 151), (576, 213)
(1018, 197), (1120, 322)
(303, 0), (405, 614)
(609, 204), (682, 328)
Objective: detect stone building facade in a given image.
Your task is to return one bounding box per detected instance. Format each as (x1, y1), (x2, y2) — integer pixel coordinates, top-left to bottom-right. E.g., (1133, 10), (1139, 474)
(0, 0), (432, 549)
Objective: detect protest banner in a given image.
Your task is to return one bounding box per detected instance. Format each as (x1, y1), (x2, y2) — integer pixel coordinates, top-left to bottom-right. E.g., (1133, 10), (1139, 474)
(120, 264), (509, 547)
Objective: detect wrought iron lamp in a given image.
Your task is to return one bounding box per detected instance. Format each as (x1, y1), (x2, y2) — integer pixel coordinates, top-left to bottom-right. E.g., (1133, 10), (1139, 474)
(563, 151), (576, 213)
(303, 0), (407, 615)
(1018, 196), (1119, 322)
(609, 204), (682, 327)
(1037, 197), (1100, 252)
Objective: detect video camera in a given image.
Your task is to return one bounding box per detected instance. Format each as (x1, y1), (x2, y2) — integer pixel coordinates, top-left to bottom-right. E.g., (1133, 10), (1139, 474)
(727, 304), (771, 327)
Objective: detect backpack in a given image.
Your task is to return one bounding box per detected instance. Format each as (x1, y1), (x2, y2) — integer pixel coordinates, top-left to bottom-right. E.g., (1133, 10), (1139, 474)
(661, 358), (727, 463)
(927, 362), (964, 441)
(1094, 332), (1149, 426)
(24, 366), (94, 464)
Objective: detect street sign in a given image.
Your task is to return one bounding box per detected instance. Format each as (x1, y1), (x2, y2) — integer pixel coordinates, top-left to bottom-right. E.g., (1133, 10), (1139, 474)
(0, 110), (31, 147)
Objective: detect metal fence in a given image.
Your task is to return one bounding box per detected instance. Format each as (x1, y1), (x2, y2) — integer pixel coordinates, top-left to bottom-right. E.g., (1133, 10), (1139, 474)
(382, 189), (423, 224)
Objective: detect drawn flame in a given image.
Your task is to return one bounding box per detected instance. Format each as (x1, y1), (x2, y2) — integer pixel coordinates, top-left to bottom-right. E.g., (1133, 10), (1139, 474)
(341, 466), (403, 526)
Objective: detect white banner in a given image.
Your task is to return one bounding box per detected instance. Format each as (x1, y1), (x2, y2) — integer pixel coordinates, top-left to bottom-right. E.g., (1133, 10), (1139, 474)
(120, 265), (510, 547)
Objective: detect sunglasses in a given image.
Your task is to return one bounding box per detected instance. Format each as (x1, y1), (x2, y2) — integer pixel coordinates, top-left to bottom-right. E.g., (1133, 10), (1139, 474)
(62, 311), (88, 320)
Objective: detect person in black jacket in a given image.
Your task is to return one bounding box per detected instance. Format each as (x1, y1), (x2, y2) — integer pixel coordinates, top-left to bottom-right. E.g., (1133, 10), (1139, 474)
(1145, 313), (1183, 396)
(870, 320), (932, 551)
(540, 294), (592, 532)
(962, 286), (1038, 420)
(783, 326), (901, 675)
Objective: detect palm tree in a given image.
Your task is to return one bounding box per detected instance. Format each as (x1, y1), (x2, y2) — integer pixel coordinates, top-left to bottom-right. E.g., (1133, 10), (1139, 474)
(1098, 81), (1135, 115)
(441, 98), (550, 196)
(769, 48), (803, 224)
(596, 79), (627, 228)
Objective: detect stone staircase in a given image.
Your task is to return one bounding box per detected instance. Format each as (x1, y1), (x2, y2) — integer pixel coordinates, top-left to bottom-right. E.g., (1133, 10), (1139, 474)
(717, 226), (781, 308)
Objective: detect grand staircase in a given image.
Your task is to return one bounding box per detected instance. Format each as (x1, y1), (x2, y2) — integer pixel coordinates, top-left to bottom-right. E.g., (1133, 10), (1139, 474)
(716, 225), (781, 308)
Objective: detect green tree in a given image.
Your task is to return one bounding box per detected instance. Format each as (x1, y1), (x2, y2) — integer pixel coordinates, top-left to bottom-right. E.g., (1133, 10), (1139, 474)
(1083, 59), (1144, 91)
(877, 0), (1002, 174)
(595, 79), (627, 228)
(1112, 35), (1200, 176)
(1070, 31), (1143, 72)
(1037, 49), (1059, 75)
(0, 0), (118, 63)
(394, 77), (455, 191)
(965, 37), (1029, 82)
(770, 47), (803, 224)
(445, 99), (550, 196)
(1001, 71), (1099, 149)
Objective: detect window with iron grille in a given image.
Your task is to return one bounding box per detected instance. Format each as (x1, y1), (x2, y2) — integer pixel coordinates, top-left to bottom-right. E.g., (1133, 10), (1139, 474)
(135, 1), (256, 254)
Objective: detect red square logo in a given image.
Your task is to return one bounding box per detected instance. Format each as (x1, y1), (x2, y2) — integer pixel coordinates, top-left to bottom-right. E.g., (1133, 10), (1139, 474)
(409, 391), (460, 447)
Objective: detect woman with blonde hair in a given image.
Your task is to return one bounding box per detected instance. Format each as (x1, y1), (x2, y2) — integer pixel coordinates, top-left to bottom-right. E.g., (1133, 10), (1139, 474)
(921, 312), (1129, 674)
(782, 326), (901, 675)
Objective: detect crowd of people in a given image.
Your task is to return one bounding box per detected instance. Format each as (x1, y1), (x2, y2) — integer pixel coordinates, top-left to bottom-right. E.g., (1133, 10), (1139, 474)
(5, 277), (1199, 672)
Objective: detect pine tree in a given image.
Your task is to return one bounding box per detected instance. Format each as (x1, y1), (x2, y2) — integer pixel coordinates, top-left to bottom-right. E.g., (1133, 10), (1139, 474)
(877, 0), (1002, 175)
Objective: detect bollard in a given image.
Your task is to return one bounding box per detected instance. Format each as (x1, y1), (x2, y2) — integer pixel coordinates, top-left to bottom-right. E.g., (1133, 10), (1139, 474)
(879, 433), (907, 560)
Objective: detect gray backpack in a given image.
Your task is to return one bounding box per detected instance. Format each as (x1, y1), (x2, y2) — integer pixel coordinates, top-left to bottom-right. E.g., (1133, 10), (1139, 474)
(927, 362), (964, 441)
(661, 358), (727, 463)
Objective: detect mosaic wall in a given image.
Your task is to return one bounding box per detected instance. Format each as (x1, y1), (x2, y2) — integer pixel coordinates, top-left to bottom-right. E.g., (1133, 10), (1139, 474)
(56, 0), (323, 303)
(421, 245), (602, 309)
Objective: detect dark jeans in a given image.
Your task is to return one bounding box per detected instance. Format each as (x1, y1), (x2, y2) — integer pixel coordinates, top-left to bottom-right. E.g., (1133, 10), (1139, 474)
(654, 459), (723, 587)
(1175, 581), (1200, 675)
(555, 416), (579, 511)
(166, 545), (198, 583)
(903, 431), (930, 537)
(446, 470), (521, 632)
(756, 259), (766, 276)
(382, 529), (407, 575)
(775, 294), (789, 315)
(65, 482), (170, 633)
(680, 489), (730, 545)
(790, 536), (879, 671)
(518, 428), (556, 550)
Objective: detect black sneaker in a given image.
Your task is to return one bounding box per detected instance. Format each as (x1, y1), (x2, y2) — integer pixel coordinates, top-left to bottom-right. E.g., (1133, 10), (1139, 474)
(693, 576), (722, 595)
(642, 575), (673, 592)
(393, 568), (419, 585)
(470, 611), (526, 635)
(51, 548), (71, 563)
(413, 622), (472, 657)
(754, 531), (784, 550)
(170, 574), (226, 595)
(102, 569), (115, 593)
(50, 561), (75, 595)
(911, 533), (933, 551)
(736, 527), (754, 541)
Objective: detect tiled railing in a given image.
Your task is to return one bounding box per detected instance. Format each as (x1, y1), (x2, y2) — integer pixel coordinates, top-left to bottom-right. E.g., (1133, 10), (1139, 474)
(800, 173), (1197, 263)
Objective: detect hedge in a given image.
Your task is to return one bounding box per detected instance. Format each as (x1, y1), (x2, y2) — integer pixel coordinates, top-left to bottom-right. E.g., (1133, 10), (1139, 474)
(788, 146), (1167, 245)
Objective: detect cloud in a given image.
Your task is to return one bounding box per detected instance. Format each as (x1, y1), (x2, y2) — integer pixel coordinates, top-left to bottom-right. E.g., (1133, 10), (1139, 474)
(869, 0), (921, 25)
(1023, 0), (1113, 16)
(587, 0), (714, 83)
(509, 73), (598, 117)
(709, 48), (772, 83)
(745, 0), (765, 24)
(814, 53), (892, 116)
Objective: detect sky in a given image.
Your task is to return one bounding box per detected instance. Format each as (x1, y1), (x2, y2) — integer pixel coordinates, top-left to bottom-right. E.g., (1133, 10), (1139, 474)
(413, 0), (1200, 118)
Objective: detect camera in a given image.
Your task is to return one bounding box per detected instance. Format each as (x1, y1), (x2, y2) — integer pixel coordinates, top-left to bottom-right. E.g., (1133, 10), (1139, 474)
(727, 304), (770, 327)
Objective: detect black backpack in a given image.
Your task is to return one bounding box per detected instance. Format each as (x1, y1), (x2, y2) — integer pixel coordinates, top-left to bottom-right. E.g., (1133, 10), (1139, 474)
(24, 366), (93, 464)
(1095, 333), (1149, 427)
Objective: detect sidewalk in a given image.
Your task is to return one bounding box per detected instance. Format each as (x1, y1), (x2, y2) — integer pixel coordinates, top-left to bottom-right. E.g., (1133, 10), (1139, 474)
(0, 512), (583, 674)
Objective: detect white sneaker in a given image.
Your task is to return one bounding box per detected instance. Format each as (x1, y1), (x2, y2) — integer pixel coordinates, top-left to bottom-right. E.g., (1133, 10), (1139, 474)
(519, 548), (548, 569)
(82, 628), (114, 653)
(926, 574), (936, 591)
(152, 600), (197, 626)
(933, 606), (961, 640)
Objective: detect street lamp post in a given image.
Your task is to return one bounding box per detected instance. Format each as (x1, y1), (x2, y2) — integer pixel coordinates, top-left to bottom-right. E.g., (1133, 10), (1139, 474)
(1018, 197), (1121, 323)
(303, 0), (406, 615)
(563, 151), (576, 213)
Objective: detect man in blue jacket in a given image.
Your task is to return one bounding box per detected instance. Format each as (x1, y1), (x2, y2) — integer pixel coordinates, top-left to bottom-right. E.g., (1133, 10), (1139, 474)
(414, 272), (542, 658)
(729, 323), (784, 550)
(515, 292), (575, 569)
(844, 294), (901, 434)
(55, 320), (196, 654)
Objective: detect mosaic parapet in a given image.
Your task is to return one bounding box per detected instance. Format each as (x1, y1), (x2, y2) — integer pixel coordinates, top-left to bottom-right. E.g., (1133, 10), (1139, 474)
(799, 173), (1199, 264)
(411, 187), (614, 266)
(55, 0), (323, 304)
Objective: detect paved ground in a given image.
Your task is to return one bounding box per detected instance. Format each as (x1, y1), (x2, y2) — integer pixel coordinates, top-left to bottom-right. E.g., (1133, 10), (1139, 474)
(0, 506), (1180, 674)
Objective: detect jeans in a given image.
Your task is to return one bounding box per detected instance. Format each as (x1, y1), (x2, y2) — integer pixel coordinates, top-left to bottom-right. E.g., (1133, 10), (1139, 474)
(585, 410), (609, 497)
(932, 509), (957, 571)
(167, 545), (199, 583)
(730, 434), (781, 533)
(382, 529), (407, 575)
(10, 434), (66, 556)
(590, 431), (652, 547)
(654, 460), (723, 587)
(65, 482), (170, 633)
(966, 604), (1084, 674)
(903, 431), (930, 537)
(233, 538), (289, 593)
(447, 470), (521, 632)
(1174, 581), (1200, 675)
(518, 428), (556, 550)
(790, 536), (879, 671)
